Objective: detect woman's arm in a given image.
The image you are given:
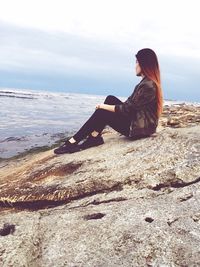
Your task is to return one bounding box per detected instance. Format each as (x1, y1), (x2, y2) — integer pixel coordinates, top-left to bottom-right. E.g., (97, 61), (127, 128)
(96, 104), (115, 112)
(115, 85), (156, 116)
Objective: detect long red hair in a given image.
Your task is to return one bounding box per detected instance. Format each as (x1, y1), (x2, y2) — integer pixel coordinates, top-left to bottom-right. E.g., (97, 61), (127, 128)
(136, 48), (163, 118)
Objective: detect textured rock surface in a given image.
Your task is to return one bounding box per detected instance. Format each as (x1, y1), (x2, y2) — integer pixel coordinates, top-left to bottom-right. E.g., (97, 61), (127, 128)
(0, 104), (200, 267)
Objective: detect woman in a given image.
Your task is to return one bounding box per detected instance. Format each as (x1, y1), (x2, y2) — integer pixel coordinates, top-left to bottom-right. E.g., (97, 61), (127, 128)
(54, 48), (163, 154)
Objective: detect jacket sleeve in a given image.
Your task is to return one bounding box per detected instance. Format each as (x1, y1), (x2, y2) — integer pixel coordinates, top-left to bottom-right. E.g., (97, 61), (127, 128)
(115, 84), (156, 116)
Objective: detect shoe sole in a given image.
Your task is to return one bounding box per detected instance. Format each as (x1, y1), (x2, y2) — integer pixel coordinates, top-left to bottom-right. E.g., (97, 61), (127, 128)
(79, 141), (104, 150)
(54, 147), (81, 154)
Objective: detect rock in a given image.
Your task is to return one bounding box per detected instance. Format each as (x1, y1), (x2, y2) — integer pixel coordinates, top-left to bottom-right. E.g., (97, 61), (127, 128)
(0, 105), (200, 266)
(160, 104), (200, 128)
(0, 223), (15, 236)
(167, 118), (180, 126)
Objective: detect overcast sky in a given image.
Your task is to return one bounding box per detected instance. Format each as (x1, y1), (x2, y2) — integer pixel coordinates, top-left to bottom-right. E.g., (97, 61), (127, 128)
(0, 0), (200, 101)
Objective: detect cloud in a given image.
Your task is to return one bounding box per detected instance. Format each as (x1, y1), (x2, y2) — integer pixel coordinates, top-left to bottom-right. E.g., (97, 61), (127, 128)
(1, 0), (200, 56)
(0, 21), (133, 76)
(0, 21), (136, 95)
(0, 19), (200, 102)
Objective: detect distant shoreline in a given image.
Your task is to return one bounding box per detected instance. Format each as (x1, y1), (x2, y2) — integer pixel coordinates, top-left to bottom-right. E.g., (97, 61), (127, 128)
(1, 87), (200, 105)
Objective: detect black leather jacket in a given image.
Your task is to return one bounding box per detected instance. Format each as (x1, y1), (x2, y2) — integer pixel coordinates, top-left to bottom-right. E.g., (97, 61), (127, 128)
(115, 77), (158, 138)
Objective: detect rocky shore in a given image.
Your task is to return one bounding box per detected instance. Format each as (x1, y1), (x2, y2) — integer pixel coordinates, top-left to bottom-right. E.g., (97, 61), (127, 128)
(0, 103), (200, 267)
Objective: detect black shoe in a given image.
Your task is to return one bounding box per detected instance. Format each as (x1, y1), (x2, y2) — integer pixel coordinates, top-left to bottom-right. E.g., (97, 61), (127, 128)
(79, 135), (104, 150)
(54, 139), (81, 154)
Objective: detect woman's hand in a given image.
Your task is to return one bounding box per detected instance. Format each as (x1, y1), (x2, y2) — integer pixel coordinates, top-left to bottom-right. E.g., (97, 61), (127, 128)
(95, 103), (115, 112)
(96, 104), (103, 110)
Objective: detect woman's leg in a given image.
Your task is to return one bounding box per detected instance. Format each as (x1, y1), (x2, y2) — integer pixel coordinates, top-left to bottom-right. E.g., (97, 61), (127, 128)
(54, 95), (130, 154)
(70, 95), (121, 143)
(90, 95), (124, 137)
(73, 95), (130, 143)
(104, 95), (123, 105)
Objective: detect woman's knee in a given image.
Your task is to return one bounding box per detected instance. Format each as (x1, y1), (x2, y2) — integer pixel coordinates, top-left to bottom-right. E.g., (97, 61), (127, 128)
(104, 95), (116, 104)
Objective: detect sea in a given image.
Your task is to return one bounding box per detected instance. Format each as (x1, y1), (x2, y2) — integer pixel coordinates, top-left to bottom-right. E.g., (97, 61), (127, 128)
(0, 88), (199, 159)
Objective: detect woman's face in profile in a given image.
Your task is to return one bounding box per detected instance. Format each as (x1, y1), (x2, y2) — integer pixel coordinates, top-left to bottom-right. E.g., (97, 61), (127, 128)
(135, 59), (142, 76)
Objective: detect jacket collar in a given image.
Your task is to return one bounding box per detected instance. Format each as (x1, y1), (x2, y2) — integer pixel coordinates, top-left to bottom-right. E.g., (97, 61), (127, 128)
(141, 76), (148, 82)
(138, 76), (148, 85)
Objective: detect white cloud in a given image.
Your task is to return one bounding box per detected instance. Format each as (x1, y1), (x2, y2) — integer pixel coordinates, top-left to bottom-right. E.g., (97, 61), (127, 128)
(0, 23), (132, 78)
(0, 0), (200, 101)
(0, 0), (200, 57)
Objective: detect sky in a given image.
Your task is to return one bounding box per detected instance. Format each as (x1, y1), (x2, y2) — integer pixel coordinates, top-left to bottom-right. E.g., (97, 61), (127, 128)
(0, 0), (200, 102)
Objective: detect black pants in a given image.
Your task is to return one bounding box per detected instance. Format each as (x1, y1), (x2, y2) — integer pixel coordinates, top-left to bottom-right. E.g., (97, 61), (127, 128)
(73, 95), (131, 143)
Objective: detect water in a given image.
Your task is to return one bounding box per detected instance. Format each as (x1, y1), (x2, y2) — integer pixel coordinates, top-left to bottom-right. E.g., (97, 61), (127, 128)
(0, 88), (199, 159)
(0, 88), (107, 158)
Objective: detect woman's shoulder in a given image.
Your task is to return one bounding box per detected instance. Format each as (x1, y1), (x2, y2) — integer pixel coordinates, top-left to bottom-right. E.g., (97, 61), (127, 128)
(138, 77), (156, 91)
